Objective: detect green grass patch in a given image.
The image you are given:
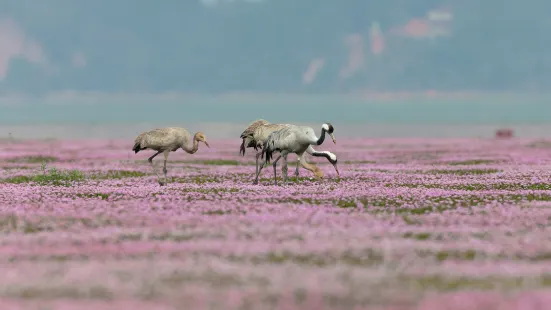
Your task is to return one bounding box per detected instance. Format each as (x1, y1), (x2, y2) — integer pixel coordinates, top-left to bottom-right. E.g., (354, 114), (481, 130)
(336, 199), (358, 208)
(434, 249), (477, 261)
(362, 193), (551, 214)
(2, 164), (84, 186)
(6, 155), (58, 164)
(118, 231), (226, 242)
(402, 215), (422, 225)
(265, 192), (551, 212)
(371, 169), (391, 173)
(418, 248), (551, 262)
(390, 182), (551, 191)
(182, 187), (239, 194)
(6, 285), (113, 299)
(402, 232), (431, 240)
(397, 275), (549, 291)
(426, 168), (501, 175)
(448, 159), (499, 165)
(191, 159), (240, 166)
(0, 214), (124, 233)
(1, 165), (32, 170)
(202, 209), (247, 215)
(75, 193), (110, 200)
(90, 170), (147, 180)
(242, 249), (385, 267)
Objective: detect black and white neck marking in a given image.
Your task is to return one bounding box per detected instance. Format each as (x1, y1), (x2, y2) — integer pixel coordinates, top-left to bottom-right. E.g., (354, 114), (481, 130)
(312, 150), (337, 164)
(316, 123), (334, 145)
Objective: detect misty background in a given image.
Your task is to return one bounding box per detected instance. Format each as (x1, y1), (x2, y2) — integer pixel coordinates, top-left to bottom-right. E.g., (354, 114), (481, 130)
(1, 0), (551, 139)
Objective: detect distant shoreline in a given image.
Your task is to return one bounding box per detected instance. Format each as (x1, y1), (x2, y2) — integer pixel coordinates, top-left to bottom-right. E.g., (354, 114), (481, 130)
(1, 93), (550, 139)
(1, 123), (551, 140)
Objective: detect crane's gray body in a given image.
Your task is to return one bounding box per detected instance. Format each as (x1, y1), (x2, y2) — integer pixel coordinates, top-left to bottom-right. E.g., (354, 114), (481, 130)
(264, 125), (319, 155)
(256, 123), (338, 185)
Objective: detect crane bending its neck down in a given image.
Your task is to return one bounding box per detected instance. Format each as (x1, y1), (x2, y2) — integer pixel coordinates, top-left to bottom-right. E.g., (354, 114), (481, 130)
(311, 150), (339, 176)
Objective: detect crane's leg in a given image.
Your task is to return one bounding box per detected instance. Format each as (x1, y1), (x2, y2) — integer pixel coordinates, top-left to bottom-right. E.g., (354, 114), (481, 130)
(253, 151), (265, 185)
(271, 154), (283, 186)
(259, 144), (269, 168)
(148, 151), (162, 163)
(255, 151), (262, 178)
(253, 154), (266, 185)
(295, 155), (301, 177)
(160, 150), (170, 186)
(147, 151), (163, 184)
(281, 153), (289, 185)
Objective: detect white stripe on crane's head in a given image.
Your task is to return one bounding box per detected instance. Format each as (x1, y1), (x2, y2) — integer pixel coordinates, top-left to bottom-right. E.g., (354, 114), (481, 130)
(322, 123), (334, 133)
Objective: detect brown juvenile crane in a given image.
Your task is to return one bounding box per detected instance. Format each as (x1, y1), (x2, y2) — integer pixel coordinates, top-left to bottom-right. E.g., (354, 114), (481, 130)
(133, 127), (210, 186)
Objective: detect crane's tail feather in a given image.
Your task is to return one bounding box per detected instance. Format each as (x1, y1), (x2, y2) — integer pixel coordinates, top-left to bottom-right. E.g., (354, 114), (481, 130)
(239, 139), (246, 156)
(264, 143), (274, 164)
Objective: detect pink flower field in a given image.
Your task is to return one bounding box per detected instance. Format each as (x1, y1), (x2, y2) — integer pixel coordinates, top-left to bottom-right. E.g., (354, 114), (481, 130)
(2, 137), (551, 309)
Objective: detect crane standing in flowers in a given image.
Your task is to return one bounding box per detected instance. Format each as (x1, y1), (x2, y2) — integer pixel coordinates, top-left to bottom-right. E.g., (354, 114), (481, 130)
(239, 119), (338, 182)
(257, 123), (339, 186)
(239, 119), (270, 156)
(133, 127), (210, 186)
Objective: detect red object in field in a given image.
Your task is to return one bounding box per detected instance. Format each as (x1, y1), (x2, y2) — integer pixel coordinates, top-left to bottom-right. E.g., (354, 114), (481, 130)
(495, 128), (514, 139)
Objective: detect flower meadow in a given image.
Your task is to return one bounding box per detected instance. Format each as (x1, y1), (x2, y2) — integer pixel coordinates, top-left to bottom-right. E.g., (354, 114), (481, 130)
(2, 137), (551, 309)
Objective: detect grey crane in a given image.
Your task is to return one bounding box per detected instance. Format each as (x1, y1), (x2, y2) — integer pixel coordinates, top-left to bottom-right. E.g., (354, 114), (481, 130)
(239, 119), (338, 182)
(256, 123), (339, 186)
(133, 127), (210, 186)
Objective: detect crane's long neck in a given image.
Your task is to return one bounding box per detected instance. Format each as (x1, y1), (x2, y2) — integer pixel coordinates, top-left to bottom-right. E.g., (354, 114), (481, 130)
(183, 136), (199, 154)
(311, 150), (332, 160)
(314, 128), (327, 145)
(309, 148), (339, 175)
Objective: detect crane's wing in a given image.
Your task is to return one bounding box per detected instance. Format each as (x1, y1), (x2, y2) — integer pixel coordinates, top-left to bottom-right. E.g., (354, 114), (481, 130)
(136, 128), (180, 149)
(263, 126), (299, 162)
(240, 119), (270, 139)
(239, 119), (270, 155)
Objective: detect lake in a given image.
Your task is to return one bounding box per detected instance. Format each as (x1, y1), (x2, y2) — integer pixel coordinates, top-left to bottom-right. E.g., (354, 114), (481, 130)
(1, 92), (550, 139)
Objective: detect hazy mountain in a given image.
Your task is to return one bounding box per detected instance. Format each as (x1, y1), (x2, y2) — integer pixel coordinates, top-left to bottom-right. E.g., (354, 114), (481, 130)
(0, 0), (549, 94)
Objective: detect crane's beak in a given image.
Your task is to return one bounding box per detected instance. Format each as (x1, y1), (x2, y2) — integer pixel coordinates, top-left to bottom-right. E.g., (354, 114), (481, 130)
(204, 141), (210, 148)
(329, 133), (336, 144)
(332, 162), (340, 176)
